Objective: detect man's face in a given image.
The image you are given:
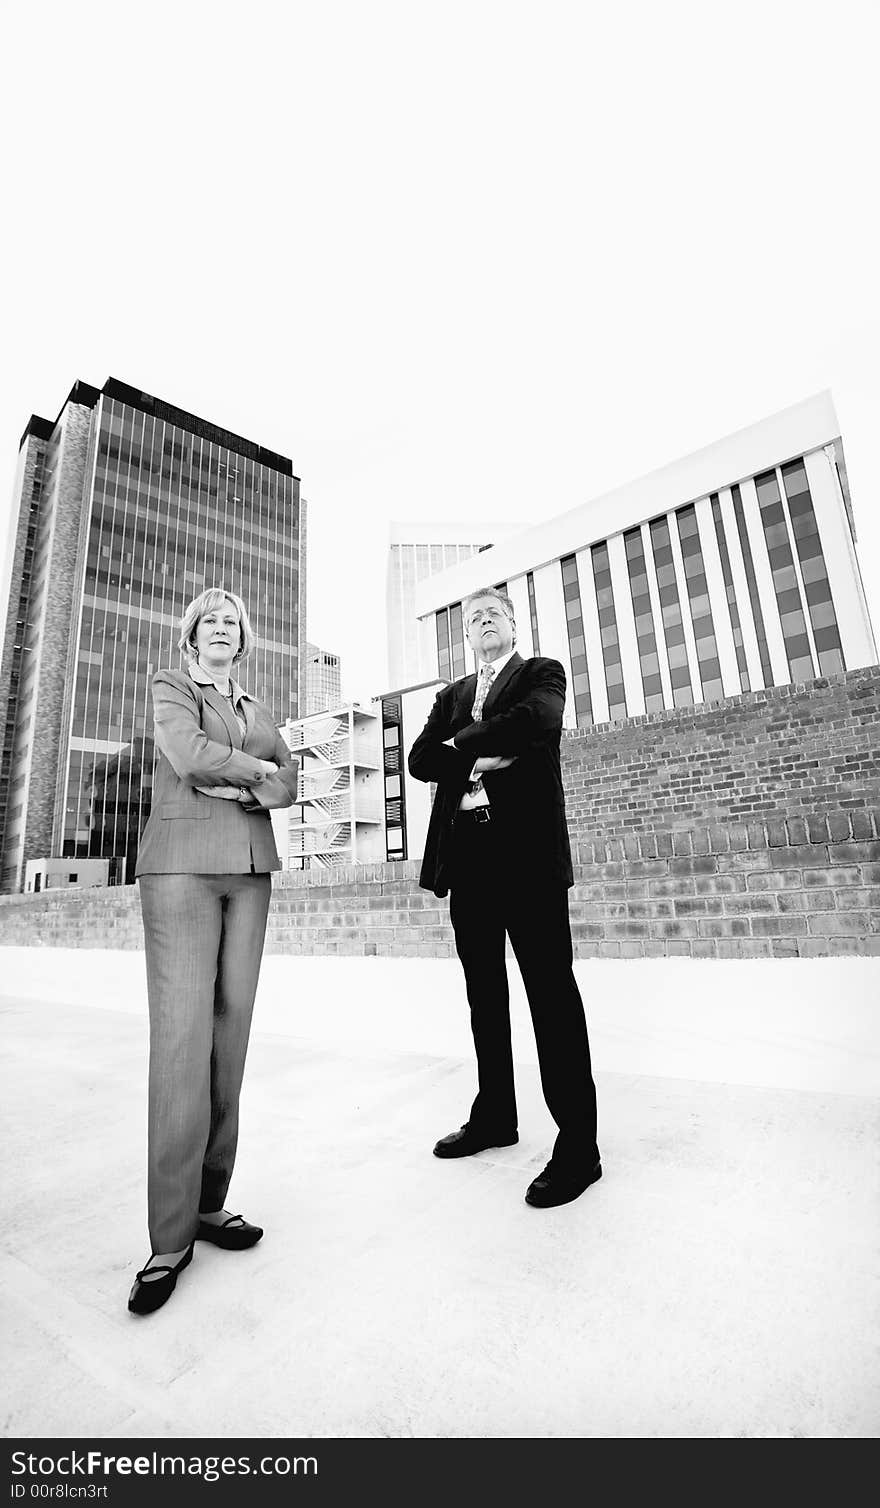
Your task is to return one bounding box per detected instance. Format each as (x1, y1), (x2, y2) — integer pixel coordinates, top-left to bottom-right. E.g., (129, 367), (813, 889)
(465, 595), (515, 663)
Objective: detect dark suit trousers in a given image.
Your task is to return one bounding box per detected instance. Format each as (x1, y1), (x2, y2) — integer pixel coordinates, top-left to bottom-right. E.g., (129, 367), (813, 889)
(448, 815), (599, 1173)
(139, 872), (272, 1251)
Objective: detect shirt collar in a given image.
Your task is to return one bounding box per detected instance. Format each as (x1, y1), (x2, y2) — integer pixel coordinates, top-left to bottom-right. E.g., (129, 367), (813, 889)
(476, 647), (516, 679)
(188, 660), (251, 706)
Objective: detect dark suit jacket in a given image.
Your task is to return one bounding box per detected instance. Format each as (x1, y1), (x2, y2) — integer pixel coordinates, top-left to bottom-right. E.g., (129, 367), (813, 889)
(408, 653), (574, 898)
(135, 668), (299, 876)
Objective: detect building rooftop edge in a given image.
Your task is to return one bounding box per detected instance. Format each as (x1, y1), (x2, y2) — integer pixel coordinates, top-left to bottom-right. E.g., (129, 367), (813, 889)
(413, 389), (840, 614)
(21, 377), (299, 480)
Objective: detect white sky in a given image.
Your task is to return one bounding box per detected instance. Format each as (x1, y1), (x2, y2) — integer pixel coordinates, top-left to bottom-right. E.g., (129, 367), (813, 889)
(2, 0), (878, 704)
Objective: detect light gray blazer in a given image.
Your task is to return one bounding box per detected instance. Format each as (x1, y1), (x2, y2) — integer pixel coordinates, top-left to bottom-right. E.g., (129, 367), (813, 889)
(135, 668), (299, 875)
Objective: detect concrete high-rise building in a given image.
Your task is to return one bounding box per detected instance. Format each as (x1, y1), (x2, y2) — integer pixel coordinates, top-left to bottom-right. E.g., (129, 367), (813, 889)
(0, 377), (305, 891)
(386, 520), (521, 689)
(304, 641), (342, 715)
(414, 393), (877, 725)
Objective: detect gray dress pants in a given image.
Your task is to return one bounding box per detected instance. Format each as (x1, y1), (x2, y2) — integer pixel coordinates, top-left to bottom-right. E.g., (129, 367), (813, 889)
(139, 871), (272, 1252)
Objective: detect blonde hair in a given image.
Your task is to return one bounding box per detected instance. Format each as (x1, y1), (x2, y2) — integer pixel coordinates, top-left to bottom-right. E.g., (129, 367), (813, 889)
(178, 587), (256, 663)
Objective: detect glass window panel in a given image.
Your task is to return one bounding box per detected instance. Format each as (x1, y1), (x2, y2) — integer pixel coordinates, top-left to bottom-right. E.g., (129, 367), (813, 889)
(672, 685), (693, 706)
(763, 521), (790, 549)
(796, 533), (824, 561)
(667, 643), (689, 669)
(799, 555), (828, 585)
(805, 578), (832, 607)
(813, 625), (842, 652)
(781, 460), (809, 496)
(789, 654), (814, 681)
(755, 472), (781, 506)
(818, 647), (844, 675)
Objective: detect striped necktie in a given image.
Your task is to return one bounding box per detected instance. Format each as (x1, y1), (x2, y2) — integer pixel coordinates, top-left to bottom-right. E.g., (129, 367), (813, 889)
(471, 661), (495, 722)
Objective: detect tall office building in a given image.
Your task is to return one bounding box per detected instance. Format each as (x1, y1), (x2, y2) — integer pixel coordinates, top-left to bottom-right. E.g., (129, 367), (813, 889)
(0, 377), (305, 892)
(304, 641), (342, 715)
(386, 520), (521, 688)
(414, 393), (877, 724)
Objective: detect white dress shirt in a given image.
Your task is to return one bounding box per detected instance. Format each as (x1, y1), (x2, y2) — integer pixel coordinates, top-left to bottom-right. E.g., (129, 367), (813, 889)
(444, 648), (517, 810)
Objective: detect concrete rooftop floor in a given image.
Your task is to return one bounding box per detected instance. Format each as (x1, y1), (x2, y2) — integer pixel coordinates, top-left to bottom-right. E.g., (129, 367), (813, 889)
(1, 947), (879, 1440)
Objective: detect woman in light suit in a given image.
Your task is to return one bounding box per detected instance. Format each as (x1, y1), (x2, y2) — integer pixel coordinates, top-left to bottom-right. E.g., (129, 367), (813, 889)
(128, 587), (299, 1316)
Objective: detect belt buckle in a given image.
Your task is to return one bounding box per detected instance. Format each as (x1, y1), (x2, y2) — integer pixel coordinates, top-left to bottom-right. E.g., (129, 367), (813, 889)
(473, 806), (491, 825)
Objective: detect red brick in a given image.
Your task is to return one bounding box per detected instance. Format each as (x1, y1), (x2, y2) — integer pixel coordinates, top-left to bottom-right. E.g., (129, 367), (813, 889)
(669, 856), (717, 876)
(769, 845), (833, 869)
(850, 810), (875, 840)
(827, 812), (853, 842)
(648, 878), (695, 897)
(802, 866), (860, 887)
(694, 874), (747, 895)
(724, 894), (777, 914)
(829, 841), (880, 863)
(778, 890), (835, 913)
(751, 915), (807, 936)
(697, 917), (750, 937)
(746, 870), (801, 891)
(656, 919), (700, 937)
(806, 913), (869, 936)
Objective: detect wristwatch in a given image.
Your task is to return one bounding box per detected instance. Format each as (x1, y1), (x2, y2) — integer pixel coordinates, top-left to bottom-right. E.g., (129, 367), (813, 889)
(239, 787), (249, 803)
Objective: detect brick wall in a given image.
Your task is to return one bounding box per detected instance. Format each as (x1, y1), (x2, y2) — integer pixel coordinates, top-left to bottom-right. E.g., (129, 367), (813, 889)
(1, 667), (878, 958)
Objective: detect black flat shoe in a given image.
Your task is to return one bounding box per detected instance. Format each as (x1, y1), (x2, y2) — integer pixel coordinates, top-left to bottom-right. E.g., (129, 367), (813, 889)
(433, 1124), (519, 1159)
(196, 1213), (263, 1250)
(127, 1242), (194, 1315)
(525, 1160), (602, 1208)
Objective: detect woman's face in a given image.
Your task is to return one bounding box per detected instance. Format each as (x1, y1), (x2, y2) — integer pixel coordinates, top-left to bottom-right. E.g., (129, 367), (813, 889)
(194, 600), (241, 669)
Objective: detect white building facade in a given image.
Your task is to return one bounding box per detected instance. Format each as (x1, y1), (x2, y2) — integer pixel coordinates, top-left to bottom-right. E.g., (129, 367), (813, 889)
(386, 520), (521, 689)
(272, 681), (443, 869)
(413, 393), (877, 727)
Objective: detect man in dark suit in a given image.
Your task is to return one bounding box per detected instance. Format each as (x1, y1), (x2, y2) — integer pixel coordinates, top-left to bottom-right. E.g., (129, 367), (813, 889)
(408, 587), (600, 1208)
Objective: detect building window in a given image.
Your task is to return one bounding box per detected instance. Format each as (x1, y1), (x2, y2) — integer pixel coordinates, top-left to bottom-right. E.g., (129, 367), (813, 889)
(780, 459), (845, 677)
(675, 505), (724, 702)
(559, 555), (593, 727)
(710, 495), (750, 693)
(648, 517), (694, 707)
(381, 696), (407, 861)
(624, 528), (664, 711)
(435, 609), (452, 681)
(730, 484), (772, 688)
(754, 467), (815, 683)
(68, 873), (78, 883)
(590, 542), (627, 719)
(526, 571), (540, 655)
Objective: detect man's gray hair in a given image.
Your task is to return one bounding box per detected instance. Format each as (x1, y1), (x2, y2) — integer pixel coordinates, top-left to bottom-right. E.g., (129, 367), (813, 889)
(462, 586), (516, 621)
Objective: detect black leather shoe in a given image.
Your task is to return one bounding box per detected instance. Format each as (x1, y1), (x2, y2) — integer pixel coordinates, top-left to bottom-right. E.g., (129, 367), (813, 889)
(128, 1242), (194, 1315)
(433, 1124), (519, 1159)
(525, 1160), (602, 1208)
(196, 1213), (263, 1250)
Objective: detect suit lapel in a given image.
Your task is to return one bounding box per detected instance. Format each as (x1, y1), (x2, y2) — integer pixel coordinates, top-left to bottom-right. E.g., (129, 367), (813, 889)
(480, 652), (523, 717)
(452, 673), (479, 731)
(201, 682), (244, 747)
